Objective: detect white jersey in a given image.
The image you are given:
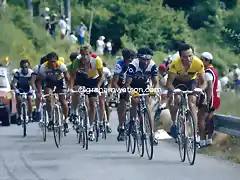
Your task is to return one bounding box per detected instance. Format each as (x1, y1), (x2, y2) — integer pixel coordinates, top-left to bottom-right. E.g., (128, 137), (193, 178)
(102, 67), (112, 86)
(33, 64), (41, 75)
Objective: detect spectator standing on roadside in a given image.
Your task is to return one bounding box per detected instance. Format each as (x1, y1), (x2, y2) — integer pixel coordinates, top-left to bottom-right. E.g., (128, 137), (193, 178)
(233, 64), (240, 97)
(49, 14), (58, 40)
(59, 15), (67, 40)
(227, 68), (234, 89)
(44, 16), (51, 35)
(96, 36), (105, 55)
(105, 39), (112, 55)
(220, 71), (229, 91)
(76, 22), (87, 45)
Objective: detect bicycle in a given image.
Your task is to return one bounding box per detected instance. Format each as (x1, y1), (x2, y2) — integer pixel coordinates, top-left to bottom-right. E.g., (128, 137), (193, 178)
(125, 92), (158, 160)
(172, 85), (197, 165)
(18, 90), (34, 137)
(71, 87), (89, 150)
(43, 89), (66, 148)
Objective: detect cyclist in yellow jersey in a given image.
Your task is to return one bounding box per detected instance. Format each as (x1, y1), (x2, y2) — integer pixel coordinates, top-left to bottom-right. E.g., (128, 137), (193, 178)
(71, 44), (103, 141)
(37, 52), (70, 132)
(166, 43), (206, 139)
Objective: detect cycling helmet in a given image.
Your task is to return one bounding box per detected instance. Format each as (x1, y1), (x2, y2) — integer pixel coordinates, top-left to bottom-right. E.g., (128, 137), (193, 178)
(69, 52), (79, 61)
(122, 48), (136, 60)
(59, 57), (65, 63)
(137, 47), (153, 60)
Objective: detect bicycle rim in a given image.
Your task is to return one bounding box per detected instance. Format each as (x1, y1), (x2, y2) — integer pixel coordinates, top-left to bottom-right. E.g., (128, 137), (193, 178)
(42, 106), (48, 142)
(22, 104), (27, 137)
(130, 126), (136, 154)
(177, 109), (186, 162)
(144, 109), (154, 160)
(136, 116), (144, 157)
(124, 120), (131, 152)
(53, 107), (61, 148)
(186, 110), (196, 165)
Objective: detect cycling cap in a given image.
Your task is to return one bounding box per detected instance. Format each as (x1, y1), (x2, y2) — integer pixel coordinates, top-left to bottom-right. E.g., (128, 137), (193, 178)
(158, 64), (167, 71)
(122, 48), (136, 59)
(201, 52), (213, 60)
(137, 47), (153, 59)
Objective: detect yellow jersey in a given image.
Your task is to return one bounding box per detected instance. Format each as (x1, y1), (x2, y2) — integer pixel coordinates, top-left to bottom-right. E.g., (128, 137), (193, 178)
(72, 55), (103, 79)
(168, 56), (204, 81)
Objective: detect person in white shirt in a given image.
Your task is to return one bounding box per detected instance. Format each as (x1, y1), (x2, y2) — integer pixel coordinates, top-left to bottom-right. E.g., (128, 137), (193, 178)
(59, 16), (67, 39)
(233, 64), (240, 97)
(96, 36), (105, 55)
(68, 32), (78, 43)
(220, 72), (229, 91)
(106, 40), (112, 55)
(76, 22), (87, 45)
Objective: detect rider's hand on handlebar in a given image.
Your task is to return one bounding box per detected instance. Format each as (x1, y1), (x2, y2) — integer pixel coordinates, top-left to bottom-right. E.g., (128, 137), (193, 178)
(193, 88), (203, 94)
(149, 89), (157, 96)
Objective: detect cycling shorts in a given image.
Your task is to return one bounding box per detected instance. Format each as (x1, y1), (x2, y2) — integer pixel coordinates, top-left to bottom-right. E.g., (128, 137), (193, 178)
(173, 79), (197, 91)
(16, 88), (33, 96)
(74, 72), (98, 98)
(45, 78), (66, 93)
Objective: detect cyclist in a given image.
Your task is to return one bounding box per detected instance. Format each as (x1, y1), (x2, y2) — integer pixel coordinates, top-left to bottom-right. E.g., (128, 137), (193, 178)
(31, 56), (48, 121)
(71, 44), (103, 141)
(112, 48), (136, 141)
(125, 47), (159, 145)
(11, 60), (34, 125)
(166, 43), (205, 140)
(37, 52), (70, 132)
(100, 61), (113, 133)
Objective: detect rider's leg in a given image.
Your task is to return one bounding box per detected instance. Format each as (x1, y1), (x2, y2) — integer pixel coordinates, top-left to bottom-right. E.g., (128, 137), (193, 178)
(99, 93), (105, 123)
(44, 87), (53, 120)
(117, 94), (127, 128)
(16, 94), (22, 125)
(188, 95), (199, 142)
(88, 95), (96, 127)
(198, 106), (208, 147)
(27, 96), (32, 120)
(59, 94), (69, 132)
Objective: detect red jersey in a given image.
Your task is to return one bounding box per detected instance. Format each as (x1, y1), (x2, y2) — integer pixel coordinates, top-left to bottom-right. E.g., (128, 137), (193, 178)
(205, 65), (220, 110)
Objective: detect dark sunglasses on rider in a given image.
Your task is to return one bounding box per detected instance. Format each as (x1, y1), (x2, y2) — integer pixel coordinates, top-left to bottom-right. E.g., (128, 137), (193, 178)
(138, 54), (152, 60)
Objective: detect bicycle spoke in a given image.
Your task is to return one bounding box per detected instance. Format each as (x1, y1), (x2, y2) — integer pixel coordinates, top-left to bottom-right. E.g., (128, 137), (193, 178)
(144, 109), (154, 160)
(177, 109), (186, 162)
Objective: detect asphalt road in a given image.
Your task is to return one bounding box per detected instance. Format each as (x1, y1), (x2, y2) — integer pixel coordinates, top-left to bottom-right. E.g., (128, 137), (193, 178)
(0, 110), (240, 180)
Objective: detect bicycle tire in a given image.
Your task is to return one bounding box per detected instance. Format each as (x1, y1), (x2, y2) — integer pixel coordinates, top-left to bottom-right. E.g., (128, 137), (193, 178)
(186, 110), (197, 165)
(144, 108), (154, 160)
(21, 103), (27, 137)
(176, 109), (186, 162)
(42, 105), (48, 142)
(84, 106), (89, 150)
(102, 110), (107, 140)
(94, 107), (100, 142)
(136, 115), (144, 157)
(53, 107), (61, 148)
(130, 124), (136, 154)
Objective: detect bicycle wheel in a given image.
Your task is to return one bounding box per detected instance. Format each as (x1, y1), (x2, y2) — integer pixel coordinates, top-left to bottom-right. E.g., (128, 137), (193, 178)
(21, 103), (27, 137)
(42, 105), (48, 142)
(53, 107), (62, 148)
(94, 107), (100, 142)
(136, 115), (144, 157)
(124, 120), (131, 153)
(186, 110), (196, 165)
(130, 122), (136, 154)
(83, 106), (89, 150)
(144, 109), (154, 160)
(176, 109), (186, 162)
(102, 110), (107, 140)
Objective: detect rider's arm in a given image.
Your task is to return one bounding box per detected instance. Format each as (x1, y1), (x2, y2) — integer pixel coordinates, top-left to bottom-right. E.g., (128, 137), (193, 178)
(125, 64), (136, 88)
(112, 63), (122, 89)
(70, 59), (79, 89)
(96, 59), (103, 88)
(106, 68), (112, 88)
(37, 65), (45, 93)
(166, 61), (177, 92)
(197, 62), (206, 90)
(60, 63), (70, 89)
(11, 72), (19, 90)
(151, 64), (159, 88)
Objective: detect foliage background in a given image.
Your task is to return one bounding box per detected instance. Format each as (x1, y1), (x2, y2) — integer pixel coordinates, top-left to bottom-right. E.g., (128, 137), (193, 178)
(1, 0), (240, 71)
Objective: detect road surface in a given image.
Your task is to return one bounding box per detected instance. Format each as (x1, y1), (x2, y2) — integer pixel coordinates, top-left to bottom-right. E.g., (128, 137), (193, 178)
(0, 110), (240, 180)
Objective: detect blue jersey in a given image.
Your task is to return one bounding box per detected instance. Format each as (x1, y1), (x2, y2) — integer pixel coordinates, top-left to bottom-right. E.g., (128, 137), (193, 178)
(126, 58), (158, 88)
(113, 59), (129, 87)
(14, 68), (33, 91)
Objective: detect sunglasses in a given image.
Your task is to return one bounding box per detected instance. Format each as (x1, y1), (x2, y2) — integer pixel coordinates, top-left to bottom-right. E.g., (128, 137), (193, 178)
(138, 54), (152, 60)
